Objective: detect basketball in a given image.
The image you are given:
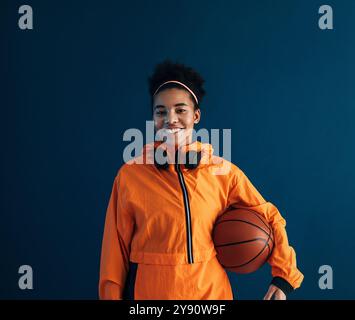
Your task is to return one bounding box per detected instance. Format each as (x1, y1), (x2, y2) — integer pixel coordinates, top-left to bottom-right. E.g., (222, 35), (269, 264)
(212, 208), (274, 274)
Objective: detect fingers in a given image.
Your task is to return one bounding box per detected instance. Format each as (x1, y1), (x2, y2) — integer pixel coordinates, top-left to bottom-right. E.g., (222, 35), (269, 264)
(263, 286), (277, 300)
(263, 285), (287, 300)
(273, 289), (286, 300)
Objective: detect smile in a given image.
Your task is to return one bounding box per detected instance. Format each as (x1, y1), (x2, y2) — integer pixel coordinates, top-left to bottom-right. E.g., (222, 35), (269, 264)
(165, 128), (184, 134)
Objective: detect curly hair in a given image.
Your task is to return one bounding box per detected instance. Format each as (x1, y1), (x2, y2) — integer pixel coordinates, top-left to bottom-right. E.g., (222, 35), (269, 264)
(148, 59), (206, 110)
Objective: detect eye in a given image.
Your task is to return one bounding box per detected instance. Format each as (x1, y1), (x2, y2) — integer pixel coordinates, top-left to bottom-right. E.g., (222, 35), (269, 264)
(155, 110), (166, 115)
(176, 109), (186, 114)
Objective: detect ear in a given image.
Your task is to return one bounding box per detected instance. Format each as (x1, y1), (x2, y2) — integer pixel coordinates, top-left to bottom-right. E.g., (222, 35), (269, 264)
(194, 108), (201, 124)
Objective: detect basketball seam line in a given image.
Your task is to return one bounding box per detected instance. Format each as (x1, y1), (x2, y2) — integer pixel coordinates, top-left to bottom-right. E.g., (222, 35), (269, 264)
(246, 210), (275, 248)
(219, 223), (273, 269)
(221, 238), (270, 269)
(215, 237), (267, 248)
(247, 210), (272, 233)
(215, 219), (270, 238)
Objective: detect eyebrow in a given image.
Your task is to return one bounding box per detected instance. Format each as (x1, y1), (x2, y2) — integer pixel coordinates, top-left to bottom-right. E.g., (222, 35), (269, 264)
(154, 103), (189, 109)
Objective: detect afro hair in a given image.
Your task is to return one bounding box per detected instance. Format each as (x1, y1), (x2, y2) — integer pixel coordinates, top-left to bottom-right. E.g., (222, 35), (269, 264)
(148, 59), (206, 109)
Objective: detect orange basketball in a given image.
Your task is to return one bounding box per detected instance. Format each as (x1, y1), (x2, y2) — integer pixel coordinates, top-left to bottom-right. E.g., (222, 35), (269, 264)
(212, 208), (274, 274)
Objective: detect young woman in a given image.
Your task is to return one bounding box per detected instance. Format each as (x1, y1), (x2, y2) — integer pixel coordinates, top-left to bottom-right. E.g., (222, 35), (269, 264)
(99, 60), (304, 300)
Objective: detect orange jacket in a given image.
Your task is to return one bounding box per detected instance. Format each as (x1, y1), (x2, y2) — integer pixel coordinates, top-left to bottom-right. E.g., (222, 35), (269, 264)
(99, 141), (304, 299)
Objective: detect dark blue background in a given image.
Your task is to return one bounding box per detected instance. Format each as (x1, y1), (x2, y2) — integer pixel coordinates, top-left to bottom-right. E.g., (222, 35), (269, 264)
(1, 0), (354, 299)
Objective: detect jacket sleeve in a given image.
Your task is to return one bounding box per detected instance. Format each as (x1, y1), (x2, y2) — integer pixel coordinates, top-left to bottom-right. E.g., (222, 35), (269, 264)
(226, 166), (304, 293)
(99, 172), (135, 299)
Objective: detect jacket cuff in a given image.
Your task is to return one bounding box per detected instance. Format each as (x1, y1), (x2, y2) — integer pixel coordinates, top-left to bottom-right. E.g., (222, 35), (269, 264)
(271, 277), (294, 295)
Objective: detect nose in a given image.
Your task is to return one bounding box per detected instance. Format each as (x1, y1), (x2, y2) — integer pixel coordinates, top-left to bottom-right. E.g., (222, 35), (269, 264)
(165, 110), (178, 125)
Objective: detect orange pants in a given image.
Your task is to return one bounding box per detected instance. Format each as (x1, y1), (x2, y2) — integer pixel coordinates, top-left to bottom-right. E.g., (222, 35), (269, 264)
(123, 255), (234, 300)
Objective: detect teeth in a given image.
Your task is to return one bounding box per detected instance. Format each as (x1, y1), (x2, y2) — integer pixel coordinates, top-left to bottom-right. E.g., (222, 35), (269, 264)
(166, 128), (182, 134)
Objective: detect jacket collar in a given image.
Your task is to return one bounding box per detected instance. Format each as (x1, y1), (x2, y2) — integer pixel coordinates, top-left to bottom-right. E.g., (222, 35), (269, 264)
(141, 140), (214, 168)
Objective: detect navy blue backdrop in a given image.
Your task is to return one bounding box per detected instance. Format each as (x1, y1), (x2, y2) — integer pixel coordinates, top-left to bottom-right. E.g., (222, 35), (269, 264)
(1, 0), (355, 299)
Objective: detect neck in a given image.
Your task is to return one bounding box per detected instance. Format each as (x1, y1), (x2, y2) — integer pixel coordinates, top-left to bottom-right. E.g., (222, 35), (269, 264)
(163, 136), (194, 150)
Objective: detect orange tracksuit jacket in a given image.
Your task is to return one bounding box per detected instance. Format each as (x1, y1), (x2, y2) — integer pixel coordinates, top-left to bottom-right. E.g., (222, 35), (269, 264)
(99, 141), (304, 300)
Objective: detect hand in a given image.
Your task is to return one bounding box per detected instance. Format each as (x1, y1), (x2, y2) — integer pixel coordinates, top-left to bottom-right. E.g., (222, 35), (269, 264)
(263, 284), (286, 300)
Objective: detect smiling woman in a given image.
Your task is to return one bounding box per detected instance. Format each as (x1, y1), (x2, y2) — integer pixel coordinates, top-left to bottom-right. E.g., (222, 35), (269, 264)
(153, 88), (200, 147)
(149, 61), (205, 147)
(99, 60), (304, 300)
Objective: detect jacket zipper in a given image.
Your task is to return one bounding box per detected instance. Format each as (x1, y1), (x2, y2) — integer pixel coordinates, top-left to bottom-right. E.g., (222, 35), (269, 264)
(174, 150), (194, 264)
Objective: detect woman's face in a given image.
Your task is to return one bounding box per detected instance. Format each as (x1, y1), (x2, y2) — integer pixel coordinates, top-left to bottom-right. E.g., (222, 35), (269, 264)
(153, 88), (201, 146)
